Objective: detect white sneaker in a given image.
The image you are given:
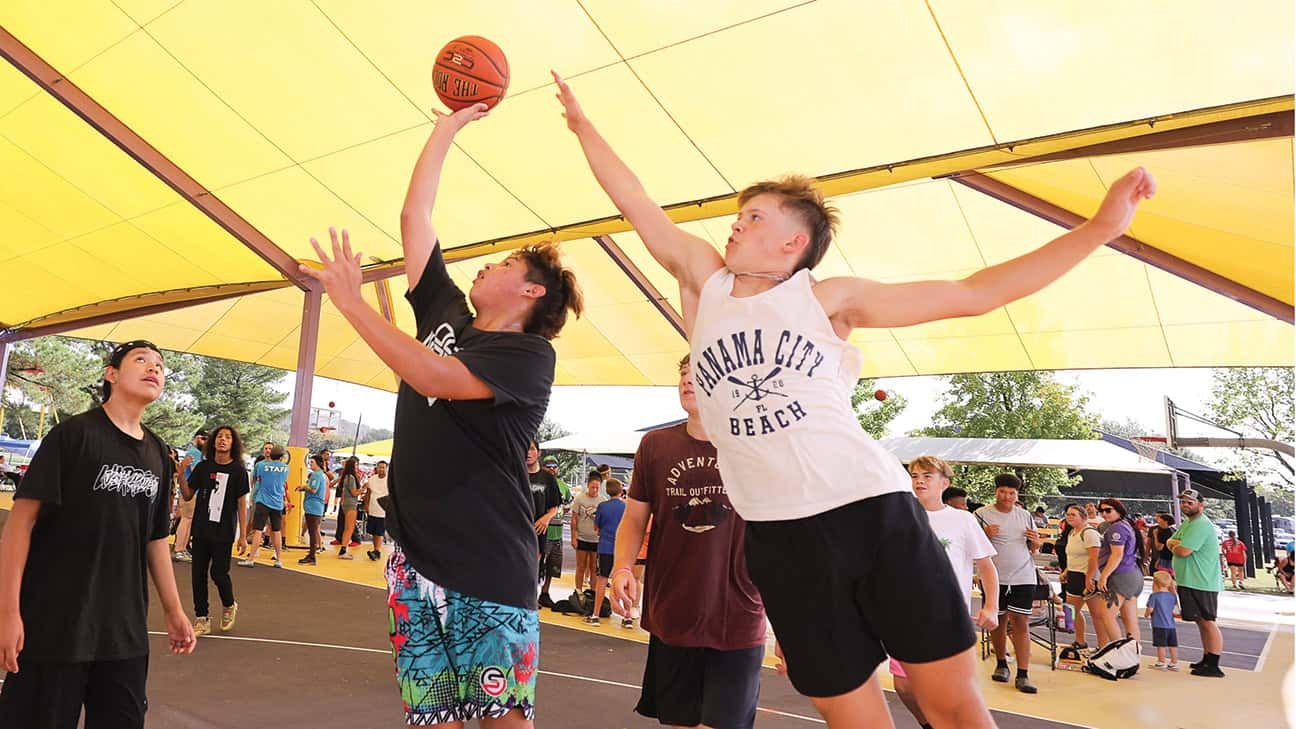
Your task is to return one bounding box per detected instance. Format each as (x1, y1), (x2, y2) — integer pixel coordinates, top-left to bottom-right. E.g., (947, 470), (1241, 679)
(236, 558), (255, 568)
(1152, 662), (1168, 669)
(1166, 663), (1180, 671)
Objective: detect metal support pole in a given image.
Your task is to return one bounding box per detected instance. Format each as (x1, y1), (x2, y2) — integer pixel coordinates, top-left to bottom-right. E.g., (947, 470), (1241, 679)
(1259, 498), (1276, 564)
(1170, 474), (1182, 524)
(0, 341), (9, 436)
(285, 286), (322, 549)
(1248, 488), (1263, 578)
(1234, 484), (1253, 579)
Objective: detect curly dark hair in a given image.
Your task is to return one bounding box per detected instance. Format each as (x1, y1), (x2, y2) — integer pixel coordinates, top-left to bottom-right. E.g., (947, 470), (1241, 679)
(514, 244), (583, 340)
(203, 425), (244, 464)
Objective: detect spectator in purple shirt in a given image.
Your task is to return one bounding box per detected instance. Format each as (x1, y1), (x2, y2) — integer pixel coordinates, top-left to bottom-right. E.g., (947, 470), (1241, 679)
(1095, 498), (1146, 646)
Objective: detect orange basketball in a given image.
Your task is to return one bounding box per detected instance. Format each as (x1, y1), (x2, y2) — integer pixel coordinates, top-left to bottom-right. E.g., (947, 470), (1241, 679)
(433, 36), (510, 111)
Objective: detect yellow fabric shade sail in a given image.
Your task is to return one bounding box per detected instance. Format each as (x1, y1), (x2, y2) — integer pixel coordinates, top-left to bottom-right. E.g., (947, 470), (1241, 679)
(0, 1), (1289, 390)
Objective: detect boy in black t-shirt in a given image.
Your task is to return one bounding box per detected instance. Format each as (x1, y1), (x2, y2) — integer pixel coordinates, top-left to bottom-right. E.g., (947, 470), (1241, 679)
(182, 425), (251, 636)
(0, 340), (196, 729)
(526, 440), (562, 581)
(299, 102), (583, 726)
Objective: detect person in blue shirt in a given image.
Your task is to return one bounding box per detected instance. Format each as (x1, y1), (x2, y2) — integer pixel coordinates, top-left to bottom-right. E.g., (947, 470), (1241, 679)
(296, 454), (329, 566)
(589, 479), (628, 626)
(238, 446), (290, 568)
(171, 429), (207, 563)
(1144, 571), (1180, 670)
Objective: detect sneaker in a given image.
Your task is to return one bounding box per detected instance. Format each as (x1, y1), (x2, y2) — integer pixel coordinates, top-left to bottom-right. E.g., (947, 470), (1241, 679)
(1166, 663), (1180, 671)
(1189, 659), (1207, 670)
(992, 664), (1011, 683)
(297, 555), (317, 565)
(330, 539), (341, 546)
(173, 551), (192, 563)
(1190, 665), (1225, 678)
(367, 550), (380, 561)
(583, 616), (600, 626)
(621, 618), (634, 629)
(538, 592), (555, 609)
(220, 603), (238, 632)
(1015, 675), (1038, 694)
(317, 546), (327, 553)
(338, 552), (354, 560)
(272, 560), (283, 569)
(1152, 662), (1169, 669)
(193, 617), (211, 637)
(236, 558), (255, 568)
(349, 541), (362, 547)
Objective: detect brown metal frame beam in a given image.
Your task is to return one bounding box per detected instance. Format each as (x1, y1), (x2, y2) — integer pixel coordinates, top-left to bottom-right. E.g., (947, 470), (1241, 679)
(984, 110), (1293, 167)
(594, 236), (686, 339)
(0, 26), (313, 289)
(949, 172), (1294, 324)
(0, 281), (292, 343)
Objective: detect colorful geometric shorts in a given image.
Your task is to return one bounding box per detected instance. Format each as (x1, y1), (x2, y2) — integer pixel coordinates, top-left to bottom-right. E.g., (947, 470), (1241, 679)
(385, 547), (539, 725)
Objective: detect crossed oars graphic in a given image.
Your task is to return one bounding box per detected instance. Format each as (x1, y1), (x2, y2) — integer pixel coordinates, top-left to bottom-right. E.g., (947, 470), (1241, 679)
(728, 367), (786, 410)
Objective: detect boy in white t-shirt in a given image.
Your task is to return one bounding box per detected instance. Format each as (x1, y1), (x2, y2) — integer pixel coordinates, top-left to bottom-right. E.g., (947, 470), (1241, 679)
(896, 456), (999, 729)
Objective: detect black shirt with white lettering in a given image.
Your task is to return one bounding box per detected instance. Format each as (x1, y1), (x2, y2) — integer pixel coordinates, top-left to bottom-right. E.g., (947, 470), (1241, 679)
(14, 407), (172, 661)
(187, 459), (250, 543)
(384, 245), (556, 609)
(528, 469), (561, 522)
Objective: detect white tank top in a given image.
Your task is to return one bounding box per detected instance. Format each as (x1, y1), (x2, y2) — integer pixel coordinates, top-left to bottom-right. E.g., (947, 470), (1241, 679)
(689, 268), (910, 521)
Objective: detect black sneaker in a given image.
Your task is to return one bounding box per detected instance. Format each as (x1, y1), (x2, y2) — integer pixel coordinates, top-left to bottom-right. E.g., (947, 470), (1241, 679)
(538, 592), (555, 609)
(1189, 659), (1207, 670)
(298, 555), (316, 565)
(1015, 675), (1038, 694)
(367, 550), (380, 561)
(1190, 665), (1225, 678)
(991, 664), (1011, 682)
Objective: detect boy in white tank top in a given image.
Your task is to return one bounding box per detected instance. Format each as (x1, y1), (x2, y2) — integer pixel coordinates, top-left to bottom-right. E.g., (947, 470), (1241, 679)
(555, 73), (1155, 729)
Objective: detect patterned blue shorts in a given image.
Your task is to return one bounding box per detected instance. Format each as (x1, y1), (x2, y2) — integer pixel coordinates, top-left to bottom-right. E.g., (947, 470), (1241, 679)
(385, 547), (539, 725)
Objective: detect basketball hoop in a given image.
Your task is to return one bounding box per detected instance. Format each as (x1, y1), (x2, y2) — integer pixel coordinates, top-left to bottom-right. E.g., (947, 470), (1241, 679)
(1130, 436), (1168, 463)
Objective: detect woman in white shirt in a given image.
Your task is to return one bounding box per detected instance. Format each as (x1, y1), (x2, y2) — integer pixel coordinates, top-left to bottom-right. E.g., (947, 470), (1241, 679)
(1062, 505), (1107, 649)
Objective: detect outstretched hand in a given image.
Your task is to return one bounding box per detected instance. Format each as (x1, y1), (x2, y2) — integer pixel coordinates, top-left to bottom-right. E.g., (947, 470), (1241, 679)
(431, 102), (489, 133)
(1090, 167), (1157, 238)
(552, 70), (587, 133)
(299, 228), (363, 308)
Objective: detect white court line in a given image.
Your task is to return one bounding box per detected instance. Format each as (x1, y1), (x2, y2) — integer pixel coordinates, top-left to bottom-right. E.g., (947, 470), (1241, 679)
(1254, 624), (1278, 673)
(149, 633), (1100, 727)
(150, 632), (826, 723)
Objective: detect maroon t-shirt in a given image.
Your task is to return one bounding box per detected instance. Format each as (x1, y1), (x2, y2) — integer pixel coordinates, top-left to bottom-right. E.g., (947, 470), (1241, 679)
(629, 424), (765, 650)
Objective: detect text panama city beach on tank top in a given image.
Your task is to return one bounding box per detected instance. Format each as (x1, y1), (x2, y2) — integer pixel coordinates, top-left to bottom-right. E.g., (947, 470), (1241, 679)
(690, 268), (910, 522)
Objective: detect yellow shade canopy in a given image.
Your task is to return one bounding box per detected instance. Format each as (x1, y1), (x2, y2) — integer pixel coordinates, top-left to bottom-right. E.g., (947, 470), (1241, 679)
(0, 1), (1289, 389)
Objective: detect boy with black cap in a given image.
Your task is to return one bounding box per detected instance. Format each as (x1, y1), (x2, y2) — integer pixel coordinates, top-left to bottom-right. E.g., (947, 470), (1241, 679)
(0, 340), (196, 728)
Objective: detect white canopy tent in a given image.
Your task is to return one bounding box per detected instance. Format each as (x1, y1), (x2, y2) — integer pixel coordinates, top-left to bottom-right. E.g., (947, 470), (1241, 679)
(540, 431), (650, 456)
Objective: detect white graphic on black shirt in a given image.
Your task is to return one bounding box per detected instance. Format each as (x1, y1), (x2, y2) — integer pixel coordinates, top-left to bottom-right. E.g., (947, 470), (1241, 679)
(422, 322), (459, 406)
(93, 464), (159, 499)
(207, 471), (229, 523)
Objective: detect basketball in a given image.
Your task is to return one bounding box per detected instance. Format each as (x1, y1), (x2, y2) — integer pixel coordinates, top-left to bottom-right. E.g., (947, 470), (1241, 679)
(433, 36), (510, 111)
(874, 389), (887, 401)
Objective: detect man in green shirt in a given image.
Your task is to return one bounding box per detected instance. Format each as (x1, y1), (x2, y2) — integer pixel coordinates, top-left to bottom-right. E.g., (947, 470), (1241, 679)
(1167, 488), (1225, 677)
(539, 455), (573, 609)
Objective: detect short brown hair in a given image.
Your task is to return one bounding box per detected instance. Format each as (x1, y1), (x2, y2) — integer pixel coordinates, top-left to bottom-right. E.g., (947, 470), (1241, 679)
(738, 175), (839, 271)
(677, 354), (690, 373)
(908, 455), (953, 480)
(514, 244), (583, 340)
(605, 478), (624, 497)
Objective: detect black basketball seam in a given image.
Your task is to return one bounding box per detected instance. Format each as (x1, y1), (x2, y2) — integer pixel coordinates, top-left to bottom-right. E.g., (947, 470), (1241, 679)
(455, 39), (509, 80)
(433, 62), (507, 90)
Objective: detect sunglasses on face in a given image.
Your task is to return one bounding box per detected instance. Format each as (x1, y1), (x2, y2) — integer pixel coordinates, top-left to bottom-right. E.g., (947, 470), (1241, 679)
(1099, 507), (1115, 513)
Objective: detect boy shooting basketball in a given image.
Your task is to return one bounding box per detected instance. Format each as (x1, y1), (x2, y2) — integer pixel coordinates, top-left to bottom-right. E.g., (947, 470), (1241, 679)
(554, 71), (1154, 729)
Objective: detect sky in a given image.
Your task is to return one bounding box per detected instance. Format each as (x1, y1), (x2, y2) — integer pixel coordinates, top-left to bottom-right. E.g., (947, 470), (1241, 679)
(283, 366), (1224, 444)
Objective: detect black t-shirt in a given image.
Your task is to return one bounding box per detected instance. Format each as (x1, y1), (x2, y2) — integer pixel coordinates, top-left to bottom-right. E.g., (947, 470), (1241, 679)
(1156, 526), (1174, 562)
(528, 469), (561, 523)
(187, 459), (250, 542)
(384, 246), (556, 609)
(14, 407), (172, 661)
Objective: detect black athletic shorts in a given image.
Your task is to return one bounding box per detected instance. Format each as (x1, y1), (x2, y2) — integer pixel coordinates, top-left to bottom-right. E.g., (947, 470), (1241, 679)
(597, 553), (614, 578)
(744, 492), (976, 698)
(250, 503), (282, 532)
(1177, 586), (1218, 622)
(0, 655), (148, 729)
(1152, 627), (1179, 647)
(576, 539), (598, 552)
(998, 584), (1038, 616)
(635, 636), (763, 729)
(1064, 571), (1091, 598)
(366, 515), (386, 538)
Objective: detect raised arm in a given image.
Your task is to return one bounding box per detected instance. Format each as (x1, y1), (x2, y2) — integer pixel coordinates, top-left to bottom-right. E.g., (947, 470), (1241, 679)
(816, 167), (1157, 331)
(554, 71), (722, 297)
(399, 104), (490, 289)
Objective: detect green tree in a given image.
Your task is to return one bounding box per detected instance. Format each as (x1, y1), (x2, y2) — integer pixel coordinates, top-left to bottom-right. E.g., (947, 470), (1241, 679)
(536, 417), (582, 483)
(1206, 367), (1294, 488)
(917, 372), (1099, 503)
(4, 337), (102, 427)
(851, 378), (907, 438)
(190, 359), (290, 449)
(140, 351), (205, 446)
